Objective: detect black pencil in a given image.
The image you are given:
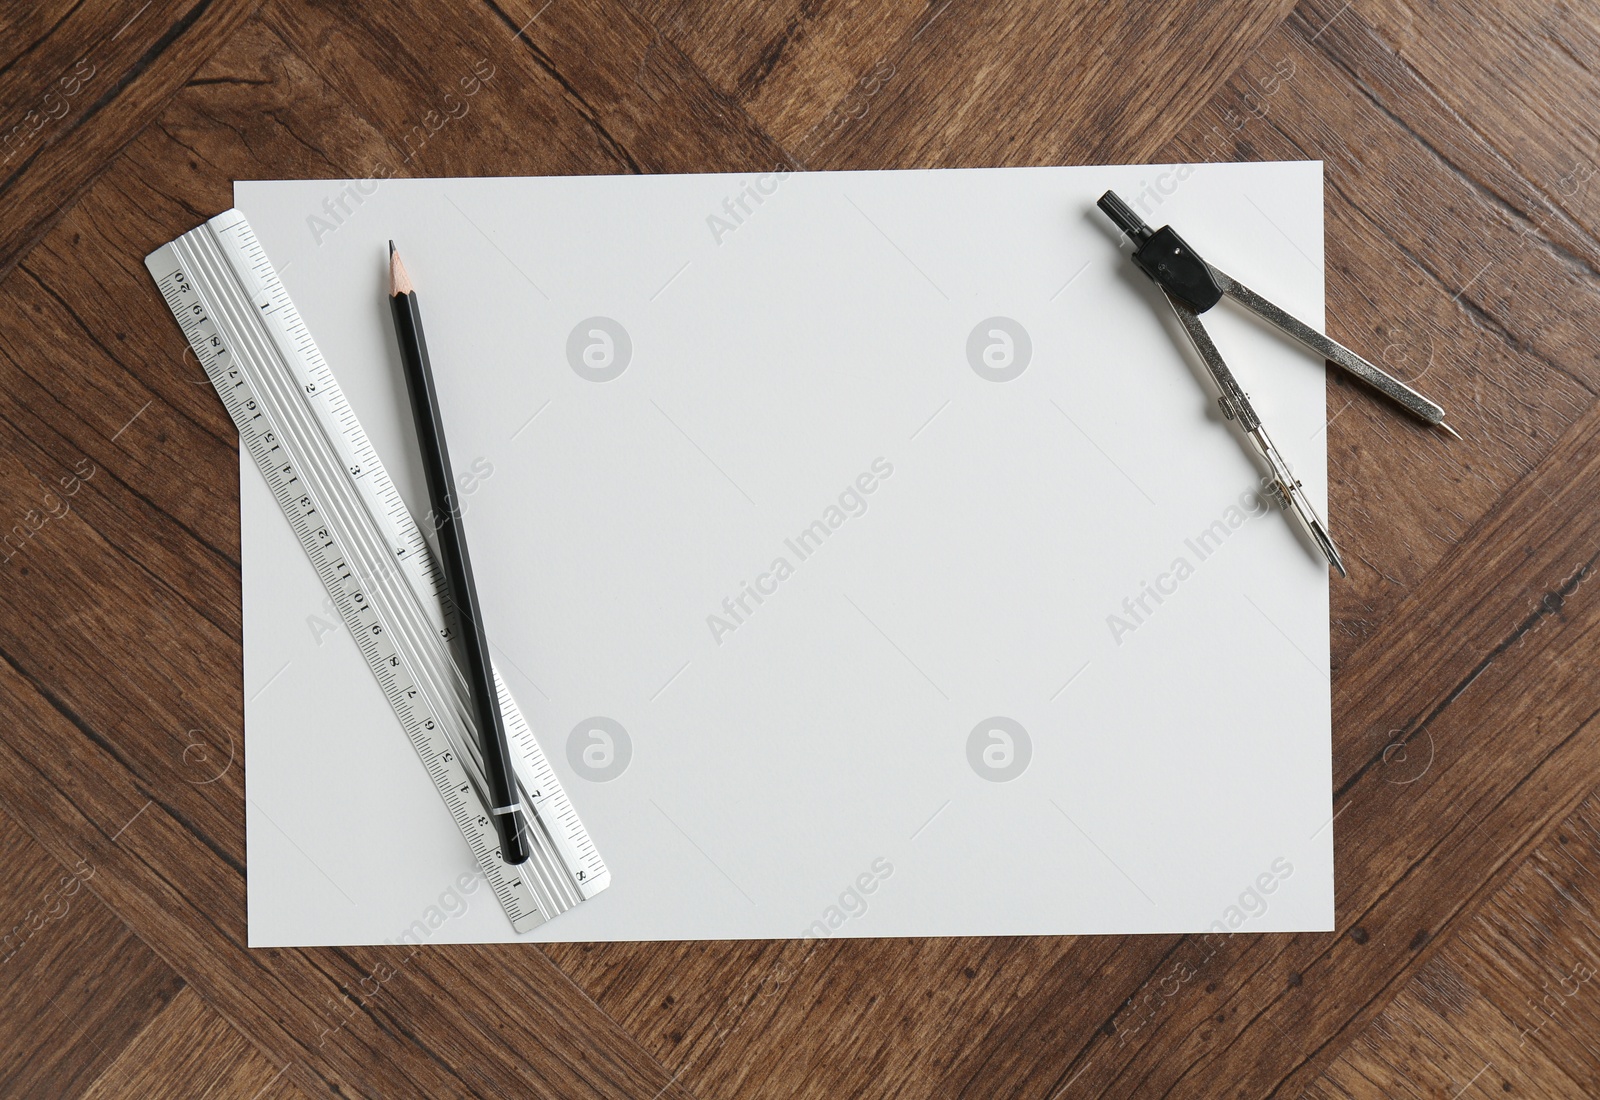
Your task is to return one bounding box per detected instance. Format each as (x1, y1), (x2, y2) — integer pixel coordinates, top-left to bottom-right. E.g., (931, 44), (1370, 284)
(388, 242), (529, 866)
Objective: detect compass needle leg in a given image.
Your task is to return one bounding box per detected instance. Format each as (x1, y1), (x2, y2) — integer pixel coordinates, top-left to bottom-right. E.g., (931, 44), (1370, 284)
(1164, 294), (1345, 575)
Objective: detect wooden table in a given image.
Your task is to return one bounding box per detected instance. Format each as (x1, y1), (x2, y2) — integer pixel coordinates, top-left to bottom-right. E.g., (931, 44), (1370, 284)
(2, 1), (1597, 1096)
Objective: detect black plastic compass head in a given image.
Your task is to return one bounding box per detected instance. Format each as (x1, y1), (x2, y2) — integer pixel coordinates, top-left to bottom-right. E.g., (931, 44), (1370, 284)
(1096, 191), (1225, 313)
(1132, 226), (1224, 312)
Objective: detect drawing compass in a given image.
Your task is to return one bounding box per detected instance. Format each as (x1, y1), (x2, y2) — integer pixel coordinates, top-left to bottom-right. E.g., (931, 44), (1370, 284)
(1095, 190), (1457, 577)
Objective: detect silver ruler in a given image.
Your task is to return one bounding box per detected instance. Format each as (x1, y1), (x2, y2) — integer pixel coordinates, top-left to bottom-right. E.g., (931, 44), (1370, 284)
(146, 209), (609, 932)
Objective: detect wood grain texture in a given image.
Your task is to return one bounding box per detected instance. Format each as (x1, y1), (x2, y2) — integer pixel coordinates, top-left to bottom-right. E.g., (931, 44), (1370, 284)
(80, 987), (308, 1100)
(0, 811), (183, 1096)
(0, 0), (1597, 1096)
(0, 0), (269, 281)
(1305, 793), (1600, 1099)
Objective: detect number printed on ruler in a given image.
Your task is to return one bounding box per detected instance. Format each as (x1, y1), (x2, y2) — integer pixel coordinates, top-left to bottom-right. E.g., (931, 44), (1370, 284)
(147, 210), (609, 933)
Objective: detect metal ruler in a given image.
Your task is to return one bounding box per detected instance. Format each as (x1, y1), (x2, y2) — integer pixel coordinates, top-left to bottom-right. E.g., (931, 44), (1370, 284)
(146, 209), (609, 932)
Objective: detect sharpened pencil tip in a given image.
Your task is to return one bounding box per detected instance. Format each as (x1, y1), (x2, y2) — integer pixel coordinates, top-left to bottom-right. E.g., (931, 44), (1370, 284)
(389, 244), (413, 297)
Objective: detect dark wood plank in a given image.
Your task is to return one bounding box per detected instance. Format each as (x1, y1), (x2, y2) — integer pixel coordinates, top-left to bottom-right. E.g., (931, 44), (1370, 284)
(0, 0), (269, 282)
(80, 986), (307, 1100)
(0, 809), (184, 1096)
(1358, 0), (1600, 268)
(635, 0), (1301, 169)
(263, 0), (788, 177)
(823, 0), (1300, 168)
(627, 0), (927, 164)
(1306, 793), (1600, 1099)
(552, 937), (1121, 1100)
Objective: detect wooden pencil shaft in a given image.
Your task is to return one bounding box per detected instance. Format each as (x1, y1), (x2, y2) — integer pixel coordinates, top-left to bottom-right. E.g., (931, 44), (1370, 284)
(388, 261), (528, 866)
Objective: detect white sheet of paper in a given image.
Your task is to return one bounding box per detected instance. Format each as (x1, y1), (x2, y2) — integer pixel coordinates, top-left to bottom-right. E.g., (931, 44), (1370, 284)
(235, 164), (1333, 946)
